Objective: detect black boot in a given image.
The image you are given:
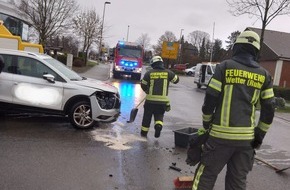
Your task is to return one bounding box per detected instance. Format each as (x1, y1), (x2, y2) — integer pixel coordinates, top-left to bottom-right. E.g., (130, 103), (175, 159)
(154, 124), (162, 138)
(141, 130), (148, 138)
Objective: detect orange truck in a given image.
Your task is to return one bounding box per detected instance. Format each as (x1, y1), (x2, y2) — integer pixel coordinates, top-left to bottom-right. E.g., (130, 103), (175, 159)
(0, 20), (43, 53)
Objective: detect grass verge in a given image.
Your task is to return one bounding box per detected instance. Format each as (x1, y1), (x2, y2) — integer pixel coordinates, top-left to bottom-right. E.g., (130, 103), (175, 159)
(72, 60), (98, 73)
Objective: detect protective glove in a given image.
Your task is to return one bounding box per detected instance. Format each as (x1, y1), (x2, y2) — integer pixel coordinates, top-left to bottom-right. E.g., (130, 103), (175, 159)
(251, 127), (265, 149)
(186, 129), (209, 166)
(198, 128), (206, 135)
(251, 139), (261, 149)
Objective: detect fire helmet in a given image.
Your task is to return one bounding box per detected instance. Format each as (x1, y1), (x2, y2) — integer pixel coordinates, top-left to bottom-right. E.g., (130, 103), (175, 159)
(150, 56), (163, 65)
(235, 30), (260, 50)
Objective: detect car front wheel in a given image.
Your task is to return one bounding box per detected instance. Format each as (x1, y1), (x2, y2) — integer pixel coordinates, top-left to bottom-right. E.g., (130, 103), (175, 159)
(69, 101), (96, 129)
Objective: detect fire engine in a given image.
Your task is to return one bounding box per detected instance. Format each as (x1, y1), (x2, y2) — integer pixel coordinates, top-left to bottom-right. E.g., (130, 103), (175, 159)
(112, 41), (143, 80)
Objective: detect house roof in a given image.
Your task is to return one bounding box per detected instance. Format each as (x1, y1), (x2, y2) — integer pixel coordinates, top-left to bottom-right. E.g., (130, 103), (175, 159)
(247, 27), (290, 59)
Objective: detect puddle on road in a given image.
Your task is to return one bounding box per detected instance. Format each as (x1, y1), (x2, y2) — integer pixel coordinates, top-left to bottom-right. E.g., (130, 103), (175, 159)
(90, 121), (146, 150)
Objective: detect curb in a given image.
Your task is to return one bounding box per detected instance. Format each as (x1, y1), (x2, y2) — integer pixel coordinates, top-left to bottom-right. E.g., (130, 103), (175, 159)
(274, 113), (290, 123)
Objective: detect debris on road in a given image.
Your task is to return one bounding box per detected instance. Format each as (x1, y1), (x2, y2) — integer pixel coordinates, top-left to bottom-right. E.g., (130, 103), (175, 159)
(169, 165), (182, 172)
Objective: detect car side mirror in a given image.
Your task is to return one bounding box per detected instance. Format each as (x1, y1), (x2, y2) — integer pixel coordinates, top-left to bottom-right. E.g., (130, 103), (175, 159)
(43, 73), (55, 83)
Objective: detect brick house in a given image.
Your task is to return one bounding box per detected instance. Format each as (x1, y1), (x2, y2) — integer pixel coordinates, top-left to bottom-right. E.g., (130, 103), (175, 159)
(246, 27), (290, 88)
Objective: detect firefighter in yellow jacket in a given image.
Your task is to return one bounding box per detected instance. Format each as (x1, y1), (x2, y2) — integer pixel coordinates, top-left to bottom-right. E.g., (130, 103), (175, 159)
(140, 56), (179, 138)
(192, 30), (275, 190)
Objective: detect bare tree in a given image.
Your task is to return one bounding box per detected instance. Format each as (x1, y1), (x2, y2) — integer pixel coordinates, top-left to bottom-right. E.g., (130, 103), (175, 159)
(11, 0), (78, 48)
(136, 33), (151, 50)
(187, 30), (210, 51)
(152, 31), (177, 55)
(73, 9), (101, 61)
(227, 0), (290, 55)
(62, 36), (79, 57)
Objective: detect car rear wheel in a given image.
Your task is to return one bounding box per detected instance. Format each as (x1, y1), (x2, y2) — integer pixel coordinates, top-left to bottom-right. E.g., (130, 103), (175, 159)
(68, 101), (96, 129)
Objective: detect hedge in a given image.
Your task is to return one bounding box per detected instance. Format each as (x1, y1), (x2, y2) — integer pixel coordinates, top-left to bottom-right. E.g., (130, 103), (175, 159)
(57, 55), (67, 64)
(273, 86), (290, 101)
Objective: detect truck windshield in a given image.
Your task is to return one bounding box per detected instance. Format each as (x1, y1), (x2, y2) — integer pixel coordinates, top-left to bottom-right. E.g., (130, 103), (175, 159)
(118, 48), (142, 58)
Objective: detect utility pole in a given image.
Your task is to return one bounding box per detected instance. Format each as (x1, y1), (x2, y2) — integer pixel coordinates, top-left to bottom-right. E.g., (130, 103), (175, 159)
(99, 1), (111, 59)
(210, 22), (215, 63)
(126, 25), (130, 41)
(178, 29), (184, 64)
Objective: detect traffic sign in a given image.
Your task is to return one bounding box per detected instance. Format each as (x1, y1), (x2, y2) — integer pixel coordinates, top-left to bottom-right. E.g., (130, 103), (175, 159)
(161, 41), (179, 59)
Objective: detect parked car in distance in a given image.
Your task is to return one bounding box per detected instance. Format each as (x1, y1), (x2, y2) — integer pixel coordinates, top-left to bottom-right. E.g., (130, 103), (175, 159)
(184, 66), (196, 76)
(0, 48), (121, 129)
(173, 63), (188, 71)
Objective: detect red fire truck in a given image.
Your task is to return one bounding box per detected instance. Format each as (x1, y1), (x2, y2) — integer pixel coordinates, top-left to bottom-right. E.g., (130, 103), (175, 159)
(112, 41), (143, 80)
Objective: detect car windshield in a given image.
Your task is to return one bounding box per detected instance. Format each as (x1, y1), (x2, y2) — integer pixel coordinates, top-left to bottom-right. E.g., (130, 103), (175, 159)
(44, 58), (83, 81)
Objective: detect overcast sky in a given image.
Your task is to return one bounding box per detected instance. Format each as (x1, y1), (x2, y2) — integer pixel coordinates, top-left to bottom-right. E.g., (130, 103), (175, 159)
(77, 0), (290, 49)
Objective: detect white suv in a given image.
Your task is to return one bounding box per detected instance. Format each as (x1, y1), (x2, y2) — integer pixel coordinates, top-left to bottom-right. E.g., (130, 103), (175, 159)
(0, 49), (121, 129)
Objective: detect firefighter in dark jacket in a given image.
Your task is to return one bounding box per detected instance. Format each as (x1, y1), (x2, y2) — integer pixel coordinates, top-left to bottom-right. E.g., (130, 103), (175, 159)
(140, 56), (179, 138)
(192, 30), (275, 190)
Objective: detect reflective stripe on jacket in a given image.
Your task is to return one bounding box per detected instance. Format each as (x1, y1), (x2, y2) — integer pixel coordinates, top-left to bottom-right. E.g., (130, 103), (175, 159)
(141, 68), (179, 104)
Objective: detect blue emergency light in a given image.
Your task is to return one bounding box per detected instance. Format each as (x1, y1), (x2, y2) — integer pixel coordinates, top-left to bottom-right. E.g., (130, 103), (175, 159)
(120, 60), (138, 67)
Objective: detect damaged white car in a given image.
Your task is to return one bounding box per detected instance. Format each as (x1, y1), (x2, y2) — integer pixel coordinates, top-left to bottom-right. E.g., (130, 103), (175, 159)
(0, 49), (121, 129)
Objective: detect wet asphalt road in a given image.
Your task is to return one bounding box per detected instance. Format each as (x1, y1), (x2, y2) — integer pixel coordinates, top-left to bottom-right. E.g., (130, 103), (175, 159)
(0, 63), (290, 190)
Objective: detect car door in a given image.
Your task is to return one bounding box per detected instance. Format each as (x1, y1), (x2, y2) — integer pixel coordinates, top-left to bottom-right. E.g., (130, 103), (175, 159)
(205, 65), (213, 85)
(11, 56), (64, 110)
(0, 54), (14, 103)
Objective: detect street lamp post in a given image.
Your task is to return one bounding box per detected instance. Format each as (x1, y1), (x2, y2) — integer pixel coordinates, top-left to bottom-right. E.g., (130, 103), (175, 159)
(99, 1), (111, 59)
(126, 25), (130, 41)
(179, 29), (184, 42)
(178, 29), (184, 64)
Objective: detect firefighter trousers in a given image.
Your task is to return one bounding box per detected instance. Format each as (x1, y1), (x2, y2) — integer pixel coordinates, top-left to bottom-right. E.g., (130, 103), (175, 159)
(141, 102), (166, 135)
(192, 138), (255, 190)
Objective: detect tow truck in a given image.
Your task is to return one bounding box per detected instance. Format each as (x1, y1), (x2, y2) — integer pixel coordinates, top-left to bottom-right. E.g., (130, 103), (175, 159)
(0, 20), (43, 53)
